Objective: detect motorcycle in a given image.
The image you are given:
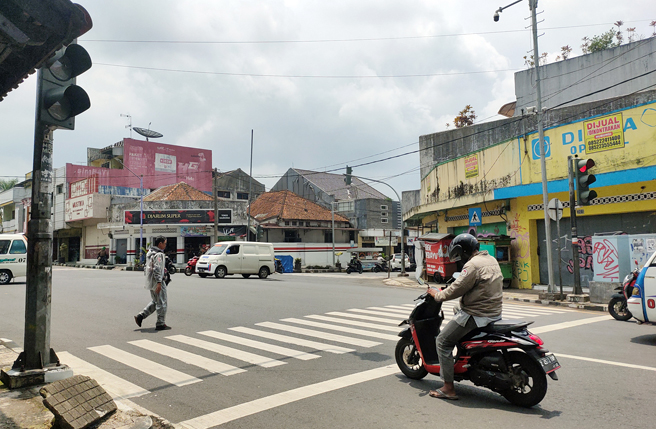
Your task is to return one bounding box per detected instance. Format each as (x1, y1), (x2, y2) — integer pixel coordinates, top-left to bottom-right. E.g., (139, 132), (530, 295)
(345, 258), (363, 274)
(609, 264), (639, 321)
(395, 284), (560, 408)
(275, 258), (284, 274)
(185, 255), (199, 276)
(373, 259), (389, 273)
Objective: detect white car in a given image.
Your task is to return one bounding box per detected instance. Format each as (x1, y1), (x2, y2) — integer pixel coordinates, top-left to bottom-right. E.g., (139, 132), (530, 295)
(390, 253), (410, 271)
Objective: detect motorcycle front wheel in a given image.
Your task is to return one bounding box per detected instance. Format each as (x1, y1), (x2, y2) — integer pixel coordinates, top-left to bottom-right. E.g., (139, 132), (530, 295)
(358, 267), (363, 274)
(346, 267), (352, 274)
(184, 267), (193, 276)
(609, 297), (632, 321)
(500, 351), (548, 408)
(395, 337), (428, 380)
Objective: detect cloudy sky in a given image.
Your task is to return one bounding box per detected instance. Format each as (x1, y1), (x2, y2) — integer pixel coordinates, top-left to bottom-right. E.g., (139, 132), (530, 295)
(2, 0), (655, 198)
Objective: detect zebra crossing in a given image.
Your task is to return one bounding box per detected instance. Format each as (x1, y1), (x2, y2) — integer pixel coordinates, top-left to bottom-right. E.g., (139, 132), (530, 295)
(60, 301), (569, 401)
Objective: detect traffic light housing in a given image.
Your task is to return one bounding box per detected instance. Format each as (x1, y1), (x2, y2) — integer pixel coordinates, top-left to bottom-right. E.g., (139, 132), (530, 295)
(38, 42), (92, 130)
(575, 158), (597, 206)
(345, 166), (352, 185)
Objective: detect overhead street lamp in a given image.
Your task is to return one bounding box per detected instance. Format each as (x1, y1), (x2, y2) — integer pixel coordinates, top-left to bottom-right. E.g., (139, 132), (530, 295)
(494, 0), (555, 293)
(116, 158), (144, 264)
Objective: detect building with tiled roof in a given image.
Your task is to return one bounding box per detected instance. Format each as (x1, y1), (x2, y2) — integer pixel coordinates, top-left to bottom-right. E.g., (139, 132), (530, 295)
(249, 190), (355, 243)
(271, 168), (402, 251)
(144, 182), (212, 202)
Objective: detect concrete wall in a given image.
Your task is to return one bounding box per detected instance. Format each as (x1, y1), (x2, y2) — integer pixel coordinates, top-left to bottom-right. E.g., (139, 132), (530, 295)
(216, 169), (265, 200)
(402, 190), (421, 218)
(514, 37), (656, 115)
(272, 242), (357, 267)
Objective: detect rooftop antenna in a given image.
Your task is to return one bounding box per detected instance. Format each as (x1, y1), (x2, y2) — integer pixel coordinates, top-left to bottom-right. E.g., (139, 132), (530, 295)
(120, 113), (132, 138)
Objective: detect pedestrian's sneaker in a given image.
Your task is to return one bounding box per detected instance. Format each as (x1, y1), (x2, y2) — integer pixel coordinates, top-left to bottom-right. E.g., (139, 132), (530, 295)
(155, 324), (172, 330)
(134, 314), (143, 327)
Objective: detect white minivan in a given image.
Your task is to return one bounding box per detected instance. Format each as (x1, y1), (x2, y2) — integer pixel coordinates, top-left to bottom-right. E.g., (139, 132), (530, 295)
(196, 242), (276, 279)
(0, 233), (28, 284)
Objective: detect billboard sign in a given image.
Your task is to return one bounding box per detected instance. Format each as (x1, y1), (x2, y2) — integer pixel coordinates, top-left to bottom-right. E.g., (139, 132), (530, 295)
(124, 209), (232, 225)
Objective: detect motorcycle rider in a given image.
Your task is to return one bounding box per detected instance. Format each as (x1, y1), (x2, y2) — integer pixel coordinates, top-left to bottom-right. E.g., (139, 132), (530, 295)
(426, 233), (503, 400)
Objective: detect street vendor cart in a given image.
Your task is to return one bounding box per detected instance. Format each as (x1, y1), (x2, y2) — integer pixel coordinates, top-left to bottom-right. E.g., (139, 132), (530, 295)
(478, 235), (513, 288)
(420, 233), (456, 283)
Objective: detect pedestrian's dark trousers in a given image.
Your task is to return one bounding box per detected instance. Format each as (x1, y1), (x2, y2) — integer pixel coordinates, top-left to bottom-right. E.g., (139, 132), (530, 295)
(435, 317), (478, 383)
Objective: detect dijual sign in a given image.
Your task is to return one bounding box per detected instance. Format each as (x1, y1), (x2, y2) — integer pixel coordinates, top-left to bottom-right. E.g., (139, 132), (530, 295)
(583, 113), (624, 154)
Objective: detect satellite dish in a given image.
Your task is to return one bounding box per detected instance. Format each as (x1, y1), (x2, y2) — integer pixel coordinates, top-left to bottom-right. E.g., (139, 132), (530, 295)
(133, 127), (163, 141)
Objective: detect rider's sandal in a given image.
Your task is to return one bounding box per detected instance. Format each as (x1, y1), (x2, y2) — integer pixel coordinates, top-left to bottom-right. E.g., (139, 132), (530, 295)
(429, 389), (459, 400)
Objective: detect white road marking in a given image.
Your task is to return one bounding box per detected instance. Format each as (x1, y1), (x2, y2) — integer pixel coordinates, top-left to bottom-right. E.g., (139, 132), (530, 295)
(503, 304), (566, 314)
(198, 331), (320, 361)
(128, 339), (245, 376)
(366, 306), (411, 315)
(280, 318), (400, 341)
(88, 345), (200, 387)
(349, 308), (408, 318)
(326, 311), (401, 324)
(530, 315), (613, 333)
(228, 327), (354, 354)
(58, 351), (150, 400)
(176, 365), (399, 429)
(305, 314), (402, 332)
(256, 322), (382, 347)
(556, 353), (656, 372)
(167, 335), (286, 368)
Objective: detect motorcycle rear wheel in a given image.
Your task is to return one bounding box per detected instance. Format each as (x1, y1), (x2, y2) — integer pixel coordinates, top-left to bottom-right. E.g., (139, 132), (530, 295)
(373, 266), (381, 273)
(346, 268), (352, 274)
(500, 351), (548, 408)
(395, 337), (428, 380)
(184, 267), (193, 276)
(609, 297), (632, 321)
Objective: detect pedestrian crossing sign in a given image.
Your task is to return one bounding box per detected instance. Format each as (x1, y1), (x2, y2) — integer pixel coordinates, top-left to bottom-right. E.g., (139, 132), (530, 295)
(469, 208), (482, 226)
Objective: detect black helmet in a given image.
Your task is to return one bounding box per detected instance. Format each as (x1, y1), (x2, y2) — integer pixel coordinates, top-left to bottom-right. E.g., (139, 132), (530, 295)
(448, 233), (480, 264)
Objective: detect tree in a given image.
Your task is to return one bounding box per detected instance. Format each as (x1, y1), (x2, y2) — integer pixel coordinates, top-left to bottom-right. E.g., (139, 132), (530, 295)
(453, 105), (476, 128)
(587, 29), (618, 53)
(0, 178), (18, 191)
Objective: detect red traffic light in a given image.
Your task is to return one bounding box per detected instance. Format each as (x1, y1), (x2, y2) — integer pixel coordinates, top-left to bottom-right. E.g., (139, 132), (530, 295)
(577, 158), (595, 173)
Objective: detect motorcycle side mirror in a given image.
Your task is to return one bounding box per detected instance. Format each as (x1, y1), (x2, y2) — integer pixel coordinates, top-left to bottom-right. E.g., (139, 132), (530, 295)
(416, 278), (425, 286)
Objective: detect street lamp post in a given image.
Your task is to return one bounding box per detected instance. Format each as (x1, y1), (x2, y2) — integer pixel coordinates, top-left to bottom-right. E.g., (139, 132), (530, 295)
(495, 0), (555, 292)
(116, 158), (144, 264)
(352, 175), (407, 277)
(331, 201), (336, 267)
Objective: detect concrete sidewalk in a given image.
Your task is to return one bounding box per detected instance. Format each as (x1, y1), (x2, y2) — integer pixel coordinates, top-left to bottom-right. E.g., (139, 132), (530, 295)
(0, 341), (173, 429)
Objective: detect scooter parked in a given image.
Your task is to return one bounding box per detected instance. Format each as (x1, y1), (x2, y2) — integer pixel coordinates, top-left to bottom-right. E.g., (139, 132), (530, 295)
(395, 282), (560, 408)
(275, 258), (284, 274)
(346, 257), (363, 274)
(609, 263), (639, 321)
(185, 255), (199, 276)
(373, 259), (389, 273)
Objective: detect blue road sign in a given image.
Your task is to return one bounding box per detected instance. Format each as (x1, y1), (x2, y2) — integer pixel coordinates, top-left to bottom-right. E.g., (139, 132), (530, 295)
(469, 208), (482, 226)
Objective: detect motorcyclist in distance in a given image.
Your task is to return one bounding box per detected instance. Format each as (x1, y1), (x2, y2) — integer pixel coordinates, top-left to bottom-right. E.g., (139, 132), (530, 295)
(425, 233), (503, 400)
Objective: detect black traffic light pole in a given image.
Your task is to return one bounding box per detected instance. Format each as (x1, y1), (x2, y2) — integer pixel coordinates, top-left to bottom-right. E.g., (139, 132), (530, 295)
(568, 156), (583, 295)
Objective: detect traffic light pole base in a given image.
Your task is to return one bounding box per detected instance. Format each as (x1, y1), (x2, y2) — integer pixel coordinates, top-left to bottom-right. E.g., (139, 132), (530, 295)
(1, 365), (73, 389)
(567, 294), (590, 303)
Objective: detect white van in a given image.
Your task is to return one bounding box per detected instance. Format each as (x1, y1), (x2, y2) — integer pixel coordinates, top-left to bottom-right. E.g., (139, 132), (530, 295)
(196, 242), (276, 279)
(0, 233), (28, 284)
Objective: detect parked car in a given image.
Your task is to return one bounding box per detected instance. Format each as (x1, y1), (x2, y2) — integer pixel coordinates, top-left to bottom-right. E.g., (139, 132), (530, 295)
(0, 233), (27, 284)
(390, 253), (410, 271)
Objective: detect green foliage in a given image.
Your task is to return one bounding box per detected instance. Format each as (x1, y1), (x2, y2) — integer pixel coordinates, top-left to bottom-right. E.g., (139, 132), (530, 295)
(582, 29), (618, 54)
(0, 179), (18, 191)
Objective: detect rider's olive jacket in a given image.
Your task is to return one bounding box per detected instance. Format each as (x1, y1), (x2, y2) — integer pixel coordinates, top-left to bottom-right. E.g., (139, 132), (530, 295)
(433, 250), (503, 318)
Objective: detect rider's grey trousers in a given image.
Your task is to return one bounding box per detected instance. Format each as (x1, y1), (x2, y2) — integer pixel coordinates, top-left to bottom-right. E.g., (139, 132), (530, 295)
(435, 316), (478, 383)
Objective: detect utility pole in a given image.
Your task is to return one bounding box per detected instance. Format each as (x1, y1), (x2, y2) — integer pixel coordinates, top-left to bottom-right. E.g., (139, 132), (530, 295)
(213, 168), (218, 244)
(331, 202), (336, 267)
(247, 130), (253, 241)
(494, 0), (554, 292)
(568, 156), (583, 295)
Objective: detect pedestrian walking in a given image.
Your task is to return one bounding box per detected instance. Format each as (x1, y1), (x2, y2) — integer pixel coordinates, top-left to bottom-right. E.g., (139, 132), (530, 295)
(134, 235), (171, 330)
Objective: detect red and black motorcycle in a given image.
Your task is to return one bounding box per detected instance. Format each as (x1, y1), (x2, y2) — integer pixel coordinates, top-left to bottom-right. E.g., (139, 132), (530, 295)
(395, 289), (560, 407)
(184, 255), (199, 276)
(609, 263), (639, 321)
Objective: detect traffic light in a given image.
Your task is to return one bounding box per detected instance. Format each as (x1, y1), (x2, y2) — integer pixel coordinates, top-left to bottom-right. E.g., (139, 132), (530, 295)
(575, 158), (597, 206)
(38, 42), (92, 130)
(345, 166), (352, 185)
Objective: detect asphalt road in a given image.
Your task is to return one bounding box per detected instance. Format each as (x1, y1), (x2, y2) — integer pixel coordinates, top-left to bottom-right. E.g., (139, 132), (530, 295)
(2, 267), (655, 429)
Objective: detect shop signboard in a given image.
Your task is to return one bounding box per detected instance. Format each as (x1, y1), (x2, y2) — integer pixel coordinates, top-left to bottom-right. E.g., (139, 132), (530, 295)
(124, 209), (232, 225)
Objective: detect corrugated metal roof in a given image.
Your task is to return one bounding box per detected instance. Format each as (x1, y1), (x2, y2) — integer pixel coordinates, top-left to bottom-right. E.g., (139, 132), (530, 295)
(293, 169), (389, 201)
(418, 233), (454, 241)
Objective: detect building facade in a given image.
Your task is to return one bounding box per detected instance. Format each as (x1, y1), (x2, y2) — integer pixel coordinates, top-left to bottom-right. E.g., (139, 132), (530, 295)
(405, 38), (656, 290)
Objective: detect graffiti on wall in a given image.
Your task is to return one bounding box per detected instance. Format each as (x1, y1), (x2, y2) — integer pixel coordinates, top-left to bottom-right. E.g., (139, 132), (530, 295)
(567, 236), (594, 274)
(592, 239), (620, 281)
(509, 213), (530, 285)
